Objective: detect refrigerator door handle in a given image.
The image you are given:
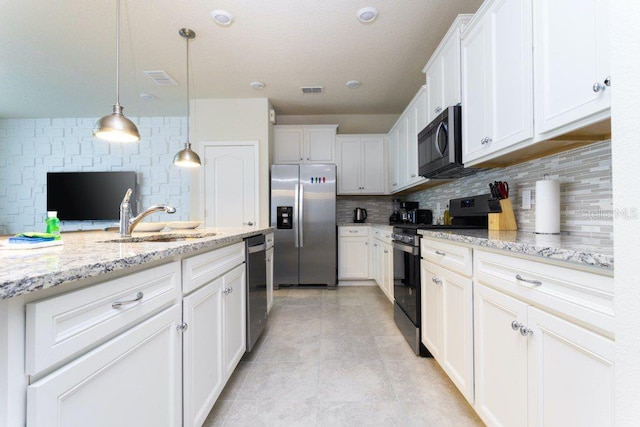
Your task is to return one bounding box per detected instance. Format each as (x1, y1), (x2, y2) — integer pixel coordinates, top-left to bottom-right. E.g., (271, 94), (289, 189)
(293, 184), (299, 248)
(299, 183), (304, 248)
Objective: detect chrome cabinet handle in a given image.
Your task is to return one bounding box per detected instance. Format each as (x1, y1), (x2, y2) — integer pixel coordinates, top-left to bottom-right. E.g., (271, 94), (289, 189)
(384, 249), (389, 254)
(593, 82), (606, 92)
(511, 321), (522, 331)
(223, 286), (233, 295)
(432, 277), (442, 285)
(307, 157), (310, 160)
(349, 230), (358, 233)
(300, 157), (303, 160)
(243, 221), (254, 226)
(374, 243), (378, 247)
(435, 250), (446, 256)
(228, 286), (233, 294)
(410, 174), (416, 178)
(515, 274), (542, 286)
(604, 76), (611, 87)
(112, 291), (144, 309)
(520, 326), (534, 336)
(176, 322), (188, 332)
(435, 107), (442, 113)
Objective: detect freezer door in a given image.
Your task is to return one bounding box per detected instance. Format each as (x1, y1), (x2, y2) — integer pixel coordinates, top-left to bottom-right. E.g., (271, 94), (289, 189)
(298, 164), (337, 286)
(271, 165), (299, 286)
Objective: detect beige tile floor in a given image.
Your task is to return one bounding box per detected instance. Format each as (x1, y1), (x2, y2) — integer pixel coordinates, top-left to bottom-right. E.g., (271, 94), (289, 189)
(204, 286), (483, 426)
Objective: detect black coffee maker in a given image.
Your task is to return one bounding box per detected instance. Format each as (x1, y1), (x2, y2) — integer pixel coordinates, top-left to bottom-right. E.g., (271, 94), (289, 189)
(390, 200), (419, 224)
(389, 199), (402, 224)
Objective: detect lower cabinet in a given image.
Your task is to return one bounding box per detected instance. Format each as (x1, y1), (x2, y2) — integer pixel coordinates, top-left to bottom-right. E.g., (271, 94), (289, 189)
(338, 227), (370, 280)
(371, 236), (393, 301)
(27, 305), (183, 427)
(420, 260), (474, 403)
(221, 264), (247, 379)
(474, 283), (614, 427)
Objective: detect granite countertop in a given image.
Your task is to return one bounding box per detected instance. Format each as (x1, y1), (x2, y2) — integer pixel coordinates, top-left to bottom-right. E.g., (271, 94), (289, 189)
(0, 226), (273, 300)
(418, 229), (614, 271)
(338, 223), (394, 230)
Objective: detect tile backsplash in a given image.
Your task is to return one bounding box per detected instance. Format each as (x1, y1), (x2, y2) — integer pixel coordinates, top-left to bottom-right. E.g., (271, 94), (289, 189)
(407, 140), (613, 240)
(337, 195), (396, 224)
(0, 117), (192, 234)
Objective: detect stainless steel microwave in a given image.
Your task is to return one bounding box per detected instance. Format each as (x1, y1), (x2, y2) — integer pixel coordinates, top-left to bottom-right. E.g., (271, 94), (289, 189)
(418, 105), (477, 179)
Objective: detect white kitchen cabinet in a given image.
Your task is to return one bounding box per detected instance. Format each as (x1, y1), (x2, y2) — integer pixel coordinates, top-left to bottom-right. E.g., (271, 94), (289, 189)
(424, 15), (472, 123)
(182, 278), (224, 427)
(27, 305), (183, 427)
(406, 88), (428, 186)
(221, 264), (246, 379)
(395, 117), (409, 190)
(371, 228), (394, 302)
(534, 0), (610, 137)
(461, 0), (533, 165)
(336, 135), (386, 195)
(266, 246), (274, 313)
(338, 227), (370, 280)
(387, 127), (399, 192)
(274, 125), (337, 164)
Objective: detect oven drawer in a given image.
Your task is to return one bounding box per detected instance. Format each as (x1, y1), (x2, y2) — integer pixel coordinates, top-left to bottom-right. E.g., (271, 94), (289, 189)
(474, 249), (614, 336)
(339, 226), (369, 237)
(421, 238), (472, 277)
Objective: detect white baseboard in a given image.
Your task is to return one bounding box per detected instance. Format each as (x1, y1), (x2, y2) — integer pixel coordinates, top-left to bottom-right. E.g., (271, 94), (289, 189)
(338, 280), (376, 287)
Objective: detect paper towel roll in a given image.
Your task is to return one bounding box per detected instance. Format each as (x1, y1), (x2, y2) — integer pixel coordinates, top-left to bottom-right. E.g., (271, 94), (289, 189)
(535, 179), (560, 234)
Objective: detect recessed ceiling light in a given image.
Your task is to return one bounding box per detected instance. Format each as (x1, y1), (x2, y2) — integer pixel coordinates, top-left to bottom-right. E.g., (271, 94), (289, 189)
(356, 7), (378, 23)
(211, 10), (234, 26)
(346, 80), (361, 89)
(250, 81), (265, 90)
(139, 93), (157, 101)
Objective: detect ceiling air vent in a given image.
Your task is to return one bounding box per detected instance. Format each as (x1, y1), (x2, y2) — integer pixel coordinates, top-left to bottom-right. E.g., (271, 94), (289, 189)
(143, 71), (178, 86)
(300, 86), (323, 94)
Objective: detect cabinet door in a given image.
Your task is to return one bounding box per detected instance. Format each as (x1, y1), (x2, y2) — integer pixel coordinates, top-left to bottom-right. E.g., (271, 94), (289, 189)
(489, 0), (534, 151)
(387, 128), (399, 192)
(222, 265), (246, 380)
(266, 247), (274, 313)
(420, 261), (442, 359)
(361, 137), (386, 193)
(305, 128), (335, 163)
(441, 30), (462, 109)
(406, 91), (426, 185)
(337, 137), (362, 194)
(183, 279), (224, 427)
(372, 240), (381, 285)
(274, 127), (304, 163)
(461, 18), (491, 164)
(381, 243), (393, 301)
(338, 237), (369, 279)
(474, 283), (528, 427)
(27, 306), (182, 427)
(440, 266), (474, 404)
(527, 307), (614, 427)
(395, 117), (409, 189)
(426, 58), (444, 124)
(534, 0), (610, 135)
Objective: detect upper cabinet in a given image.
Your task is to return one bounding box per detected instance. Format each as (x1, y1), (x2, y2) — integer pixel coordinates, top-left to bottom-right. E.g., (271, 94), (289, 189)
(274, 125), (338, 164)
(424, 15), (473, 124)
(336, 135), (387, 195)
(461, 0), (534, 165)
(533, 0), (610, 136)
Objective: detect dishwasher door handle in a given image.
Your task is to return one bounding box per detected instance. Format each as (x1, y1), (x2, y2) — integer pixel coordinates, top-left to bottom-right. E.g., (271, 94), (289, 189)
(248, 243), (266, 254)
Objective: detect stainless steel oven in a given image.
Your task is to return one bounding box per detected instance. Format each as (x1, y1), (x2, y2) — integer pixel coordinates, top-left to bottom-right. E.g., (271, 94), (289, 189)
(392, 226), (431, 357)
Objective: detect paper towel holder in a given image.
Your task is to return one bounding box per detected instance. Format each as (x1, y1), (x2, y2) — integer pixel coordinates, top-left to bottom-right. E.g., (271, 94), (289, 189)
(534, 174), (561, 235)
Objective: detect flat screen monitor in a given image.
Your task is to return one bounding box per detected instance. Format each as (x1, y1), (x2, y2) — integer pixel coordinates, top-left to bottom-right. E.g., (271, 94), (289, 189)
(47, 172), (137, 220)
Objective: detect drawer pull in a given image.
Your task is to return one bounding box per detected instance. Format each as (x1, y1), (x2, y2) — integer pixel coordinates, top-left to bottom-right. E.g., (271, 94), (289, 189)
(435, 250), (446, 256)
(511, 321), (522, 331)
(349, 230), (358, 233)
(520, 326), (534, 337)
(515, 274), (542, 286)
(432, 277), (442, 285)
(111, 291), (144, 309)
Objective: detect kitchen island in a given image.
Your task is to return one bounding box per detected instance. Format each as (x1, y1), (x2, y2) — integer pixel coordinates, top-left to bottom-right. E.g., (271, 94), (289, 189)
(0, 226), (273, 427)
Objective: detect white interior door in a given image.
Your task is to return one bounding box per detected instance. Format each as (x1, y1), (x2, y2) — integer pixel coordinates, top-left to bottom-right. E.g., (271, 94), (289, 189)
(202, 143), (258, 228)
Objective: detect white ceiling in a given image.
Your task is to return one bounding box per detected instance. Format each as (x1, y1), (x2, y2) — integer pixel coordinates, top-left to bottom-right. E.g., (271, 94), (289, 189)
(0, 0), (482, 119)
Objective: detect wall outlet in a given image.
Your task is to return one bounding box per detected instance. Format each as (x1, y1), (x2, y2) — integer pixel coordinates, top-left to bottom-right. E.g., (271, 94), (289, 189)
(522, 189), (532, 209)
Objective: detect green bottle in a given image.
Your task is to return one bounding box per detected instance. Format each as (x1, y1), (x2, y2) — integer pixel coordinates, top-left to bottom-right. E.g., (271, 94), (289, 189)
(45, 211), (61, 239)
(443, 204), (452, 226)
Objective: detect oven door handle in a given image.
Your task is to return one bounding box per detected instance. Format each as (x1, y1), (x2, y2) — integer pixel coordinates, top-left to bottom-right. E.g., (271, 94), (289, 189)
(393, 241), (420, 256)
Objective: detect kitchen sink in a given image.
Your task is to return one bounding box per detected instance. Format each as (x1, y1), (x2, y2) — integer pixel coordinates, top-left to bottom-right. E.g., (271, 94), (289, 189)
(99, 232), (216, 244)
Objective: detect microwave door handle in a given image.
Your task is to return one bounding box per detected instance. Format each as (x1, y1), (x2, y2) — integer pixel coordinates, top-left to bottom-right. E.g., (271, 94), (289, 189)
(434, 121), (447, 157)
(293, 184), (299, 248)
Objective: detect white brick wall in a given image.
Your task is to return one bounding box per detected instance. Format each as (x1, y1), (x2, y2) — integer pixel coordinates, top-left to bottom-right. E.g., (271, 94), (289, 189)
(0, 117), (192, 234)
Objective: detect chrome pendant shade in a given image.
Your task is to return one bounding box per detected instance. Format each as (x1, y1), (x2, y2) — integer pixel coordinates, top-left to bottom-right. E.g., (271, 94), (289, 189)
(93, 0), (140, 143)
(174, 28), (201, 167)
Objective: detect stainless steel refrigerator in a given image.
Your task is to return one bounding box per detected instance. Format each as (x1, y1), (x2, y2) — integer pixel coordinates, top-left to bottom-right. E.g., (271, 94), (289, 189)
(270, 164), (337, 287)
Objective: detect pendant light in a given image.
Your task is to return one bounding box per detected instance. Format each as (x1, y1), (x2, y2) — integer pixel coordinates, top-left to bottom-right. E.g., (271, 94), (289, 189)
(173, 28), (201, 168)
(93, 0), (140, 143)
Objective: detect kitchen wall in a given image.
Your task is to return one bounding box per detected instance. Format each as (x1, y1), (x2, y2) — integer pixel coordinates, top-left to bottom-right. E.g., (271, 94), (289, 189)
(337, 195), (396, 224)
(277, 114), (399, 134)
(0, 117), (192, 234)
(406, 140), (613, 241)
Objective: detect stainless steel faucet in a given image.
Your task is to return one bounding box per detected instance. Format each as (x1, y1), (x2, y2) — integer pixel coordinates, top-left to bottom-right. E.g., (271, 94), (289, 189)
(119, 188), (176, 237)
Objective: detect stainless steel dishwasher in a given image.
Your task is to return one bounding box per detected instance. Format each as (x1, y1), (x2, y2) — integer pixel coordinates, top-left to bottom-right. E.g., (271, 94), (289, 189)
(245, 234), (267, 352)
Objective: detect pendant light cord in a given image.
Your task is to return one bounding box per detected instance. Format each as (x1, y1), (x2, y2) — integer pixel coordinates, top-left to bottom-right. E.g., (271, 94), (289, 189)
(186, 34), (190, 144)
(115, 0), (120, 106)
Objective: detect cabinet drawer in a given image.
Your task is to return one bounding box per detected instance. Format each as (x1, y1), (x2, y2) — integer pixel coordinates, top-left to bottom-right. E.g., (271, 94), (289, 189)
(265, 232), (274, 250)
(421, 238), (473, 277)
(339, 226), (369, 237)
(26, 261), (181, 376)
(474, 250), (614, 335)
(182, 242), (245, 294)
(373, 228), (393, 244)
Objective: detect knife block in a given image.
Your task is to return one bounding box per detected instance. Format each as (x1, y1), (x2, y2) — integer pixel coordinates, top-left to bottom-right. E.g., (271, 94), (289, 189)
(488, 199), (517, 231)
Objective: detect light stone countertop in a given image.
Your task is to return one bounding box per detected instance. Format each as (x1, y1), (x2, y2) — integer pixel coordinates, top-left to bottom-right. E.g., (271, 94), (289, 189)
(0, 226), (273, 300)
(418, 229), (613, 271)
